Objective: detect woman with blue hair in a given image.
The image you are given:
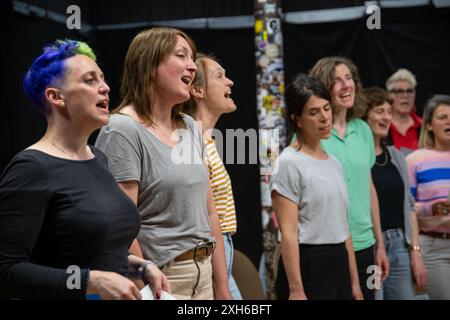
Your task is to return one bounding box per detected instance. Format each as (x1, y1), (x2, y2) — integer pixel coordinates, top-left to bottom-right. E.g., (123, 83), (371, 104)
(0, 39), (169, 300)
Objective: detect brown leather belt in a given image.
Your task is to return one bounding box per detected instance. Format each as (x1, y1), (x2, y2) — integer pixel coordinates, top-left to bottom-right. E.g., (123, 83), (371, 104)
(174, 242), (216, 261)
(420, 231), (450, 240)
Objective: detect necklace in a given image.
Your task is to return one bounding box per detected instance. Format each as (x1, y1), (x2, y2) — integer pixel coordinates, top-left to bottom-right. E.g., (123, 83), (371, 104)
(375, 150), (388, 166)
(51, 142), (76, 158)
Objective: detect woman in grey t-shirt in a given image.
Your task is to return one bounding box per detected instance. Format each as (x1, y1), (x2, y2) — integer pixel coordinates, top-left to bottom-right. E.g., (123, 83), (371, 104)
(95, 28), (231, 300)
(271, 74), (362, 300)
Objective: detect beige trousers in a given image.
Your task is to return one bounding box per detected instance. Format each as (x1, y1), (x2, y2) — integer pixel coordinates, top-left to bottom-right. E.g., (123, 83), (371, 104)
(161, 255), (214, 300)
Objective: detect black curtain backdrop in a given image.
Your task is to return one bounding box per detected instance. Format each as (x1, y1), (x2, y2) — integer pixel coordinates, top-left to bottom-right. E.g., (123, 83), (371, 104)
(283, 5), (450, 115)
(2, 1), (450, 268)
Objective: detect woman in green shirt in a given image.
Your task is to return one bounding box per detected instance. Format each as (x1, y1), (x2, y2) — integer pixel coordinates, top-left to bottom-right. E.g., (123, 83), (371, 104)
(309, 56), (390, 300)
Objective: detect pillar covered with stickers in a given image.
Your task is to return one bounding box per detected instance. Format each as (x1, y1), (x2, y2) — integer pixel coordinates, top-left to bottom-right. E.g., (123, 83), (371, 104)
(254, 0), (286, 300)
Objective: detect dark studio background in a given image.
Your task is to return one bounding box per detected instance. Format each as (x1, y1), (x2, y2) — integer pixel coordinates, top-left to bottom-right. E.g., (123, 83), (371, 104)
(1, 0), (450, 268)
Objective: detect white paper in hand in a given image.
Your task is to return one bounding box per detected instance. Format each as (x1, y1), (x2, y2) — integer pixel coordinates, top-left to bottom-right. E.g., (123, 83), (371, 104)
(140, 285), (176, 300)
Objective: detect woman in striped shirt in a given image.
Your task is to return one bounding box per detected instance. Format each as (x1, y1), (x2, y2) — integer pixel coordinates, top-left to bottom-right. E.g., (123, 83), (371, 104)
(406, 94), (450, 299)
(184, 54), (242, 299)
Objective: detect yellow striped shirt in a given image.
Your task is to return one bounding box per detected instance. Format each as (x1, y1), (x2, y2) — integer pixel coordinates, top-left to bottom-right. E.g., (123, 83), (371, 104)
(205, 139), (237, 234)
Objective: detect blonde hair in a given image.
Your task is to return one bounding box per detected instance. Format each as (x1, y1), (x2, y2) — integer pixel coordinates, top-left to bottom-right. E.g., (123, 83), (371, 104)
(419, 94), (450, 148)
(115, 27), (197, 128)
(385, 68), (417, 91)
(309, 56), (366, 122)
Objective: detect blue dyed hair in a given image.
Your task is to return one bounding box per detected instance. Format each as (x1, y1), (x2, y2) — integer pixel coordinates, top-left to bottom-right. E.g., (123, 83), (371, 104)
(23, 39), (96, 113)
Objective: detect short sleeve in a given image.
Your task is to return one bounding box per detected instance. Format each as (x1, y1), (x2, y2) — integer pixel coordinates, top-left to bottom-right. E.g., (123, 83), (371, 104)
(95, 129), (142, 183)
(183, 113), (206, 160)
(270, 156), (302, 205)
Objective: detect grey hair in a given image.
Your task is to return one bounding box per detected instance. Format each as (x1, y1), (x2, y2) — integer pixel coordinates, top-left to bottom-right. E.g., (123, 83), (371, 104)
(386, 68), (417, 91)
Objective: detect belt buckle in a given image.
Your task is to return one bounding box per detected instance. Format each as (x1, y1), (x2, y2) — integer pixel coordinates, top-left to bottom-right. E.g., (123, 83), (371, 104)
(444, 233), (448, 240)
(207, 241), (216, 256)
(194, 242), (207, 261)
(194, 241), (215, 260)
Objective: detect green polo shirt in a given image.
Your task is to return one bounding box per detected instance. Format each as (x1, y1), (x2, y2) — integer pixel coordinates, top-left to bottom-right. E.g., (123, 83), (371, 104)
(321, 119), (376, 251)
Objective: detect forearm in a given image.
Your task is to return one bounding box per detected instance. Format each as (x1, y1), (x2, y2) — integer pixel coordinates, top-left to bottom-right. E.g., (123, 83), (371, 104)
(418, 215), (450, 230)
(0, 262), (88, 300)
(127, 254), (154, 270)
(410, 211), (421, 246)
(209, 212), (229, 291)
(281, 232), (304, 294)
(344, 236), (360, 286)
(128, 239), (143, 258)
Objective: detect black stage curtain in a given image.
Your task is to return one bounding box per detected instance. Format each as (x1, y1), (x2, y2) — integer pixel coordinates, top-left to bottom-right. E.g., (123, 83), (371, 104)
(1, 0), (17, 172)
(1, 10), (91, 170)
(2, 3), (450, 267)
(283, 5), (450, 115)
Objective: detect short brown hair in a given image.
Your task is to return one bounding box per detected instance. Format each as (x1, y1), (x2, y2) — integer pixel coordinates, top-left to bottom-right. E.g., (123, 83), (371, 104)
(115, 27), (197, 128)
(363, 87), (393, 120)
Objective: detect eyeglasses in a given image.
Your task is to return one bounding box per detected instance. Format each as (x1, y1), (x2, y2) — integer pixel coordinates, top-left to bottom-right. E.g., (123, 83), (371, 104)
(389, 88), (415, 96)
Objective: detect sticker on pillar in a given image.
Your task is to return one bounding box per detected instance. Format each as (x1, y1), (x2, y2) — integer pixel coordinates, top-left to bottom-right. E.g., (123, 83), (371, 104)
(262, 31), (268, 42)
(265, 44), (279, 58)
(266, 18), (279, 35)
(267, 60), (283, 73)
(259, 55), (270, 68)
(263, 95), (274, 111)
(257, 39), (268, 50)
(274, 32), (283, 46)
(255, 19), (264, 34)
(264, 3), (276, 15)
(260, 175), (272, 204)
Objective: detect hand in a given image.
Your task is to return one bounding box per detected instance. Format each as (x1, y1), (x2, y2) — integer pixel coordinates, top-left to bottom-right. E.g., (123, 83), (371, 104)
(432, 201), (450, 216)
(351, 283), (364, 300)
(376, 245), (390, 281)
(87, 270), (141, 300)
(410, 251), (427, 292)
(143, 263), (172, 300)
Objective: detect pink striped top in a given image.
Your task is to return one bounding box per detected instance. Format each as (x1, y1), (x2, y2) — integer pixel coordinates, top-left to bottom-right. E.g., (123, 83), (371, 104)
(406, 148), (450, 233)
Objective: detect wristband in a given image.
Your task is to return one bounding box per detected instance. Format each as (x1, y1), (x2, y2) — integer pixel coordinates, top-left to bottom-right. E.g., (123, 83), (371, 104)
(137, 260), (155, 282)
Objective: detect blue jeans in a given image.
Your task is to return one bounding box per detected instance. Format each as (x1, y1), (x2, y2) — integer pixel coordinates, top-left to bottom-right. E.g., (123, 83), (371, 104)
(375, 228), (416, 300)
(223, 233), (242, 300)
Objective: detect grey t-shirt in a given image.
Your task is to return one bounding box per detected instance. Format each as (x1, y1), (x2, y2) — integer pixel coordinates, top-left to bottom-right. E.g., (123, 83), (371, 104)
(270, 146), (350, 244)
(95, 113), (212, 266)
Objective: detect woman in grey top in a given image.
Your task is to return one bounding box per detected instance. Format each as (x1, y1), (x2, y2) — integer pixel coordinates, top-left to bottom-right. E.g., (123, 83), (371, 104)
(271, 74), (362, 300)
(95, 28), (231, 300)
